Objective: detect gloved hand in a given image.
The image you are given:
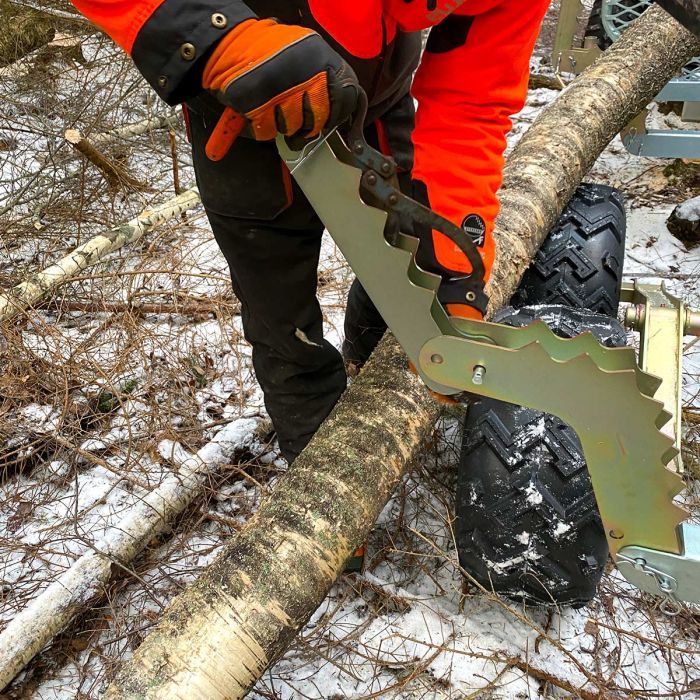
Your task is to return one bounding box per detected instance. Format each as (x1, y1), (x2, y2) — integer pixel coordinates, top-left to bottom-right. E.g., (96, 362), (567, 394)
(202, 18), (360, 158)
(409, 179), (488, 320)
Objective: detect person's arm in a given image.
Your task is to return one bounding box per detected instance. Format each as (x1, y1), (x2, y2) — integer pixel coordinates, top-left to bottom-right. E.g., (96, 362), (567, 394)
(70, 0), (257, 103)
(410, 0), (549, 294)
(70, 1), (359, 148)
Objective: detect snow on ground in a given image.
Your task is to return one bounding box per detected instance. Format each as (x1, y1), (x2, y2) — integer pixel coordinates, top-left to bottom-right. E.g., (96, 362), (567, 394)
(1, 15), (699, 700)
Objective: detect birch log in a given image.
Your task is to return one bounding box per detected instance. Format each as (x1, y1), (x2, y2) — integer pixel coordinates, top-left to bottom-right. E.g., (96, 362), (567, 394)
(0, 418), (264, 692)
(98, 7), (700, 700)
(0, 188), (200, 323)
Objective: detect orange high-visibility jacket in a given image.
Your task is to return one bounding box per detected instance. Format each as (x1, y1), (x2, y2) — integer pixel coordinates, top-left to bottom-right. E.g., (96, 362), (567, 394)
(71, 0), (549, 277)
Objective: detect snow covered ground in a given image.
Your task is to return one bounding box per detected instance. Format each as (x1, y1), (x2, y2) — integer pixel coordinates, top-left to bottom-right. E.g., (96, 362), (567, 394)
(1, 14), (699, 700)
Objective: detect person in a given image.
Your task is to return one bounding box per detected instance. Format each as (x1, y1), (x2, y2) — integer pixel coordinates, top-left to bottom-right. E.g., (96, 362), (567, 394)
(70, 0), (550, 463)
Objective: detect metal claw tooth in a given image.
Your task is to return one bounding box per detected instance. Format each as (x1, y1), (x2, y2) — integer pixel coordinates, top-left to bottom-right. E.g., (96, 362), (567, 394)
(661, 444), (680, 465)
(664, 471), (686, 500)
(656, 408), (674, 430)
(634, 368), (663, 398)
(395, 231), (419, 254)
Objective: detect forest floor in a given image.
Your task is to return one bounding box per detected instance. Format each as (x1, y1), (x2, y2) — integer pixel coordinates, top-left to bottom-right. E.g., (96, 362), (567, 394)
(0, 6), (699, 699)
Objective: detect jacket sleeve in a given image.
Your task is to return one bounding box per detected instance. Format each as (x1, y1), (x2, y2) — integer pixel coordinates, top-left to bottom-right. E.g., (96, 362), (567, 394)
(70, 0), (257, 104)
(410, 0), (549, 279)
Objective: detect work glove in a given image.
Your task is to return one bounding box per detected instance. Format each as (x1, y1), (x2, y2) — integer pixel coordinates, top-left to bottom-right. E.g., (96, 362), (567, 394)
(202, 18), (360, 159)
(409, 179), (488, 321)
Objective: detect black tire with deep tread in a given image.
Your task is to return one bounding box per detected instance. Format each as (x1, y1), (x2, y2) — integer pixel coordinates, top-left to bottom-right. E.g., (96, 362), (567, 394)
(510, 183), (626, 318)
(456, 306), (628, 606)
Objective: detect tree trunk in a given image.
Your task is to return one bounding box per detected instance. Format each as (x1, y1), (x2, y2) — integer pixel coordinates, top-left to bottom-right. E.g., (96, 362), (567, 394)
(15, 6), (693, 699)
(0, 1), (56, 67)
(0, 418), (264, 692)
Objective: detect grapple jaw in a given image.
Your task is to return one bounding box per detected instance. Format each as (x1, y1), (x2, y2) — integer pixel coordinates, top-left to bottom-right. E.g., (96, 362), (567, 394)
(277, 130), (699, 608)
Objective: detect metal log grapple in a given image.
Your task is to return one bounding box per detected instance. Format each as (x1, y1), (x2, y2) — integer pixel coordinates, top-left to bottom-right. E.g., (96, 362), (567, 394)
(276, 107), (700, 610)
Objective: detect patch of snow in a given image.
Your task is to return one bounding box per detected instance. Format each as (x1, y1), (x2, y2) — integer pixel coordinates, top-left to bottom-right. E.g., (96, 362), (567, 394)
(523, 481), (544, 506)
(675, 195), (700, 223)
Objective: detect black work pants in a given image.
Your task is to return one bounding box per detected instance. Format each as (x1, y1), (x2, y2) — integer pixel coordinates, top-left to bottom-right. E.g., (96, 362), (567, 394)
(185, 94), (414, 461)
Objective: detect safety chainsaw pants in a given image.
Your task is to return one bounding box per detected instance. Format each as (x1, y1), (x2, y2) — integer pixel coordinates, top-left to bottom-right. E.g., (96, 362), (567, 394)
(186, 92), (416, 461)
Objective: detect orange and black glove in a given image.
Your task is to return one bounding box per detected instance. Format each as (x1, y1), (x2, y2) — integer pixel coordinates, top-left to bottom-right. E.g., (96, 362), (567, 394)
(202, 19), (360, 159)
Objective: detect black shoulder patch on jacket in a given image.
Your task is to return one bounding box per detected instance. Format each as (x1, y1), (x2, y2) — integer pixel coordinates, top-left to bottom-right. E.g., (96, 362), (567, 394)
(132, 0), (256, 105)
(425, 15), (474, 54)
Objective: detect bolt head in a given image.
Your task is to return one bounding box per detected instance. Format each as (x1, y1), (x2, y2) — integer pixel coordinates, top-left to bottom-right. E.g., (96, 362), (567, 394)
(430, 354), (444, 364)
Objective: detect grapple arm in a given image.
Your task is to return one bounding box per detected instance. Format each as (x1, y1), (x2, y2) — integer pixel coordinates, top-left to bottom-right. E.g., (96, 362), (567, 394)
(277, 130), (700, 608)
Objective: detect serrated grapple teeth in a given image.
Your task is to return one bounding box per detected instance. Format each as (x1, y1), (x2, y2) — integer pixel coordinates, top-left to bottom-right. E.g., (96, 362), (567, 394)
(635, 369), (663, 398)
(656, 408), (674, 430)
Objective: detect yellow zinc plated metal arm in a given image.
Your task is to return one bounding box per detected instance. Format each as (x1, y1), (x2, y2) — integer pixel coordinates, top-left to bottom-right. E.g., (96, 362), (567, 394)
(277, 131), (695, 603)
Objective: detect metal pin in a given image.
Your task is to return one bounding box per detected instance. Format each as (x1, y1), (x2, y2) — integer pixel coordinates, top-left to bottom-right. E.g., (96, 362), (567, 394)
(472, 365), (485, 385)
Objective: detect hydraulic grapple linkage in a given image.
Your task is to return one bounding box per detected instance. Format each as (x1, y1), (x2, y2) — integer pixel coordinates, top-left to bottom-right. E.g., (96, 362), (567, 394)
(276, 117), (700, 610)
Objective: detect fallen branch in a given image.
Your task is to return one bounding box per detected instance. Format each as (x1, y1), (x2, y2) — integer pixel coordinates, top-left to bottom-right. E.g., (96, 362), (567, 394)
(0, 417), (265, 691)
(91, 114), (181, 146)
(506, 657), (599, 700)
(0, 188), (201, 323)
(95, 7), (700, 700)
(528, 73), (566, 91)
(65, 128), (147, 190)
(39, 299), (238, 317)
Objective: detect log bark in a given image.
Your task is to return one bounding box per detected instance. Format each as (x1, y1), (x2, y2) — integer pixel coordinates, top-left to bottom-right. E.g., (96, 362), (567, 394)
(0, 0), (55, 66)
(0, 188), (201, 323)
(0, 418), (264, 692)
(96, 7), (700, 700)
